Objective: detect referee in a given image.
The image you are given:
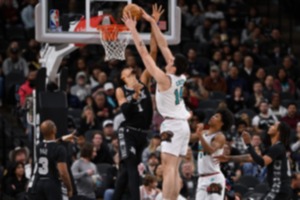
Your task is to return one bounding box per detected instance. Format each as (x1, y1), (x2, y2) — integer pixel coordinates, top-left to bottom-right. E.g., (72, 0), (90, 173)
(32, 120), (73, 200)
(215, 121), (292, 200)
(112, 66), (153, 200)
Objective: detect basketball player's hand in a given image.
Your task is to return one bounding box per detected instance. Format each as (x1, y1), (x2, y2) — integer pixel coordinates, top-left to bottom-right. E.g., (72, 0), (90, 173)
(132, 83), (143, 100)
(242, 131), (251, 145)
(152, 4), (165, 22)
(196, 123), (204, 136)
(214, 154), (229, 163)
(62, 130), (77, 143)
(122, 12), (137, 30)
(67, 189), (73, 198)
(141, 8), (154, 22)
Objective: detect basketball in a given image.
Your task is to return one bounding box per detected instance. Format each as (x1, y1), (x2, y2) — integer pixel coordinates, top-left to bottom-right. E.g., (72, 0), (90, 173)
(123, 3), (142, 21)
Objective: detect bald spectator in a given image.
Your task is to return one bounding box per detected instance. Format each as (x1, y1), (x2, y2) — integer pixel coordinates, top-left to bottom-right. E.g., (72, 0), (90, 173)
(240, 56), (257, 92)
(203, 65), (227, 93)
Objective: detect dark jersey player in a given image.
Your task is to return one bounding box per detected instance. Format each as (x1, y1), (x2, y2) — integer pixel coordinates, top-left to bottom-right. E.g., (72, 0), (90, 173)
(216, 121), (292, 200)
(32, 120), (73, 200)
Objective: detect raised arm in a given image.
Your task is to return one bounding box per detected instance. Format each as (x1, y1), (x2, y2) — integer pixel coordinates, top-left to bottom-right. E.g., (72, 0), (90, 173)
(140, 4), (164, 86)
(141, 5), (174, 65)
(122, 12), (169, 88)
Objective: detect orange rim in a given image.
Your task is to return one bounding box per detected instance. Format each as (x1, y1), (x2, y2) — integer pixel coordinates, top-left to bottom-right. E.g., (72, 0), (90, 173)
(98, 24), (129, 41)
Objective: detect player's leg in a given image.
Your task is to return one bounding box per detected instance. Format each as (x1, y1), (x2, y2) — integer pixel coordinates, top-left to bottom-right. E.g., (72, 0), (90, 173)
(161, 152), (179, 199)
(112, 162), (128, 200)
(196, 177), (208, 200)
(174, 156), (183, 199)
(43, 179), (63, 200)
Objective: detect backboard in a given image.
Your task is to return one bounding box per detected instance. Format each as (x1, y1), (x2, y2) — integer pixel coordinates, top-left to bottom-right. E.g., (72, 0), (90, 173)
(35, 0), (181, 45)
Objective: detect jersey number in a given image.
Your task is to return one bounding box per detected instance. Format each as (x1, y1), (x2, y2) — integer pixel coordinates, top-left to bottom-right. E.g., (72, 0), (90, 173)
(38, 157), (49, 175)
(174, 86), (183, 105)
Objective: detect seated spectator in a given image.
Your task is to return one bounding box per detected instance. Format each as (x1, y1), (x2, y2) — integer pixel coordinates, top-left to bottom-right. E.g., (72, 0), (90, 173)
(17, 70), (37, 108)
(227, 86), (246, 113)
(194, 18), (214, 43)
(140, 175), (160, 200)
(269, 93), (287, 119)
(71, 72), (91, 102)
(204, 2), (224, 25)
(180, 162), (197, 199)
(0, 0), (21, 26)
(91, 131), (114, 164)
(92, 71), (108, 95)
(255, 67), (266, 84)
(71, 143), (99, 200)
(186, 48), (207, 76)
(239, 56), (257, 91)
(184, 3), (204, 32)
(89, 67), (101, 89)
(93, 92), (113, 125)
(142, 135), (161, 164)
(241, 21), (256, 44)
(66, 83), (81, 109)
(273, 68), (296, 96)
(220, 60), (230, 78)
(22, 39), (40, 63)
(145, 153), (160, 176)
(232, 120), (248, 154)
(8, 146), (31, 179)
(103, 82), (118, 114)
(2, 44), (28, 77)
(154, 164), (163, 190)
(246, 81), (268, 112)
(263, 75), (275, 102)
(102, 119), (114, 143)
(79, 106), (100, 134)
(4, 162), (28, 200)
(252, 101), (278, 134)
(281, 56), (300, 83)
(203, 65), (227, 93)
(281, 103), (300, 130)
(179, 147), (197, 176)
(226, 66), (248, 95)
(182, 84), (200, 110)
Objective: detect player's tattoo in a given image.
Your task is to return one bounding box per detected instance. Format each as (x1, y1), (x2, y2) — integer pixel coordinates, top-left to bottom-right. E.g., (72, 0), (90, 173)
(139, 41), (145, 47)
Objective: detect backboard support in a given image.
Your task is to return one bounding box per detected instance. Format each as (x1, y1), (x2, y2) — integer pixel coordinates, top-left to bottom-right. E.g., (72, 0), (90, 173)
(35, 0), (181, 45)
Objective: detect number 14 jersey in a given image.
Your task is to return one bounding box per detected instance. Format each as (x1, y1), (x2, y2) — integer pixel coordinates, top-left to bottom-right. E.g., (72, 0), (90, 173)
(36, 141), (67, 180)
(155, 74), (190, 120)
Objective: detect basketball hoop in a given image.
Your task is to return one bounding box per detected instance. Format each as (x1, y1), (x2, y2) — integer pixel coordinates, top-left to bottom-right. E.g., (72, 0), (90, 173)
(98, 24), (131, 61)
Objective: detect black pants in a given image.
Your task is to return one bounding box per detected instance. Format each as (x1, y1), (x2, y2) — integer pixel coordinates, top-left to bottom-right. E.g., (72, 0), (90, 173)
(262, 191), (292, 200)
(33, 179), (63, 200)
(113, 127), (148, 200)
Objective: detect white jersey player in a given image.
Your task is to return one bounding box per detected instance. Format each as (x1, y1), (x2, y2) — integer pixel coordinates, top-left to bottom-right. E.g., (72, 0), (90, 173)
(195, 109), (234, 200)
(122, 6), (191, 200)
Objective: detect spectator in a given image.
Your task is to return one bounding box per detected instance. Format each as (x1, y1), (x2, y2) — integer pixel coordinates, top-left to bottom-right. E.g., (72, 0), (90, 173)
(204, 2), (224, 25)
(71, 72), (91, 102)
(226, 65), (248, 94)
(22, 39), (40, 63)
(232, 120), (248, 154)
(281, 56), (300, 83)
(240, 56), (257, 91)
(21, 0), (37, 38)
(154, 164), (163, 190)
(246, 81), (268, 112)
(144, 153), (160, 176)
(269, 93), (287, 119)
(71, 142), (99, 200)
(92, 71), (108, 94)
(263, 75), (275, 102)
(66, 83), (81, 109)
(93, 92), (113, 125)
(142, 135), (161, 164)
(0, 0), (20, 26)
(2, 45), (28, 77)
(266, 28), (288, 56)
(102, 119), (114, 144)
(203, 65), (227, 93)
(180, 162), (197, 199)
(227, 86), (246, 113)
(252, 101), (278, 135)
(89, 67), (101, 89)
(185, 3), (204, 32)
(91, 131), (114, 164)
(79, 106), (100, 134)
(186, 48), (207, 76)
(4, 162), (28, 200)
(241, 21), (256, 44)
(281, 103), (300, 130)
(255, 67), (266, 84)
(17, 69), (37, 107)
(103, 82), (118, 113)
(139, 174), (160, 200)
(8, 146), (31, 179)
(220, 60), (230, 78)
(194, 18), (214, 43)
(180, 147), (197, 176)
(273, 68), (296, 96)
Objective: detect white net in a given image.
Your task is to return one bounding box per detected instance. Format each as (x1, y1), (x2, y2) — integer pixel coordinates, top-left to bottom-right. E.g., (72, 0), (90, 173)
(98, 25), (131, 61)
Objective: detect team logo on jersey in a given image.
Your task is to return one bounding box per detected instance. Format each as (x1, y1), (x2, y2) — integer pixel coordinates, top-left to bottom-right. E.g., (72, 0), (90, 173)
(207, 183), (222, 195)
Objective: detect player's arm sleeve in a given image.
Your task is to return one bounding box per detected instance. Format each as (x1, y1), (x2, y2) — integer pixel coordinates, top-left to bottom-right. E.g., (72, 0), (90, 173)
(71, 160), (87, 180)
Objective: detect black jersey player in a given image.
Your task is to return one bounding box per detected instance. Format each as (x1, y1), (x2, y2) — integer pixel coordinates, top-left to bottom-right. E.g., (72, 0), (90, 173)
(32, 120), (73, 200)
